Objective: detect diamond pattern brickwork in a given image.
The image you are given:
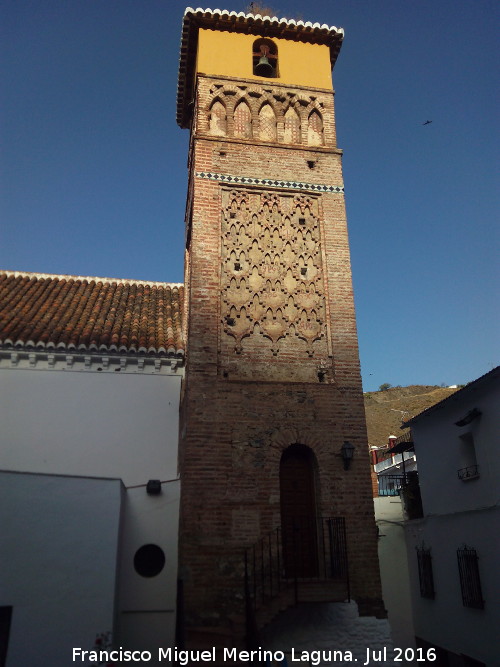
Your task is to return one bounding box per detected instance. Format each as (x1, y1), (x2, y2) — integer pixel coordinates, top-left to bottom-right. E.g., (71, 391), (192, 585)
(220, 189), (329, 370)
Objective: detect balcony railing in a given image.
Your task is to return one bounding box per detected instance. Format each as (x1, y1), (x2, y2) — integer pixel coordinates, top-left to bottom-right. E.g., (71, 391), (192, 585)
(458, 464), (479, 481)
(378, 472), (423, 519)
(378, 474), (405, 496)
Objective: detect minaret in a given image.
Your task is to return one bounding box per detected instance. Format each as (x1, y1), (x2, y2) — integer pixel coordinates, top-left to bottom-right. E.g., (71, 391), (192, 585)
(176, 7), (385, 650)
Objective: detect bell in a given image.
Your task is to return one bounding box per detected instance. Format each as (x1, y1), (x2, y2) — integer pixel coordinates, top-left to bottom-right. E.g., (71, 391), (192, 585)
(255, 55), (274, 77)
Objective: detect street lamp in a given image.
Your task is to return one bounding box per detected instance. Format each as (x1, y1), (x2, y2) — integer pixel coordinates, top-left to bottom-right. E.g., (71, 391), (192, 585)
(341, 440), (355, 470)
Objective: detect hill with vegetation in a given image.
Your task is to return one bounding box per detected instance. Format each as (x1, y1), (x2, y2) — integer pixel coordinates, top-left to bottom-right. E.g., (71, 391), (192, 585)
(363, 384), (460, 447)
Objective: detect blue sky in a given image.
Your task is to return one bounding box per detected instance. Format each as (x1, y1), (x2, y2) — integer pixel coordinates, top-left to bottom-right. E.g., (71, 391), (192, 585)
(1, 0), (498, 391)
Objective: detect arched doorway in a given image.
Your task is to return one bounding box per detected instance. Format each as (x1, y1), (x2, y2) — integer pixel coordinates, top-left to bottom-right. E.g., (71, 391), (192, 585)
(280, 444), (318, 577)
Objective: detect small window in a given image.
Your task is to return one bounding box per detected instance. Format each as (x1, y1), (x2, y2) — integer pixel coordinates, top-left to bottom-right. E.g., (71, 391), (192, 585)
(416, 545), (435, 599)
(458, 432), (479, 480)
(458, 432), (479, 482)
(457, 545), (484, 609)
(253, 39), (278, 78)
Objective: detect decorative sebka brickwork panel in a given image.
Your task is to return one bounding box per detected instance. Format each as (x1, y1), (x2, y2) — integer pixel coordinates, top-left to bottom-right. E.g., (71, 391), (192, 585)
(220, 188), (330, 371)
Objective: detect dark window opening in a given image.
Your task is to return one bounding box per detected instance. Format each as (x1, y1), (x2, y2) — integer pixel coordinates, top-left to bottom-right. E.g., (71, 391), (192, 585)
(458, 432), (479, 481)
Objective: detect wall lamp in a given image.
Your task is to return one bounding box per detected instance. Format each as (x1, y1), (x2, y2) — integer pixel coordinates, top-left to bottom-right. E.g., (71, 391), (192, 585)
(341, 441), (355, 470)
(146, 480), (162, 495)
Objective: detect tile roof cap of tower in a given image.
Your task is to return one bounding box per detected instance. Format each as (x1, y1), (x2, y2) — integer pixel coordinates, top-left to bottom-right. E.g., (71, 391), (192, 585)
(183, 7), (344, 36)
(0, 270), (185, 357)
(177, 7), (344, 128)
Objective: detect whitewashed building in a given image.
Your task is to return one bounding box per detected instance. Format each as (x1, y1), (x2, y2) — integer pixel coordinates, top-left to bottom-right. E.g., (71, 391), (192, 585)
(0, 272), (184, 665)
(402, 367), (500, 666)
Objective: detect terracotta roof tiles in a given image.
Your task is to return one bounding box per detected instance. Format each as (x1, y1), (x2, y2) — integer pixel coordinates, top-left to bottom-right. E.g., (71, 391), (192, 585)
(0, 271), (185, 356)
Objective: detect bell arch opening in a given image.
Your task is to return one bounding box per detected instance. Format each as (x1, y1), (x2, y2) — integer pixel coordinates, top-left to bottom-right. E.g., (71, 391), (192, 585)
(252, 39), (278, 78)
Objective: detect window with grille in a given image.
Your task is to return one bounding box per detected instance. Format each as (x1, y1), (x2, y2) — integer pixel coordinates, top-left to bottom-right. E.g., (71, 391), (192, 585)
(457, 546), (484, 609)
(416, 545), (435, 599)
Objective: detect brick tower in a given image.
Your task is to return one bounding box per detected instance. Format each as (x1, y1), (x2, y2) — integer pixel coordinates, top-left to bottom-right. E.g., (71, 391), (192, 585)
(176, 8), (385, 651)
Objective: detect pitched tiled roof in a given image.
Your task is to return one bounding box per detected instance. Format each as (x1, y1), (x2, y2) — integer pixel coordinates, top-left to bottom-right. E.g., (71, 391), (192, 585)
(176, 7), (344, 127)
(0, 271), (185, 356)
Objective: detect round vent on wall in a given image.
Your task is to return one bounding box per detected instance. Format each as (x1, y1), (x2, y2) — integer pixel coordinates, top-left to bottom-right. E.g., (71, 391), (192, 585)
(133, 544), (165, 578)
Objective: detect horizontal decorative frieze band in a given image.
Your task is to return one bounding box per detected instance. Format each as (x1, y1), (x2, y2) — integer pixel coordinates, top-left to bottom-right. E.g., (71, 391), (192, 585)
(195, 171), (344, 194)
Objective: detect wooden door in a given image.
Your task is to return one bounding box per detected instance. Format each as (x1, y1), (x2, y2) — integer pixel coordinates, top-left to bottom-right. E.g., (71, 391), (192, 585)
(280, 445), (318, 577)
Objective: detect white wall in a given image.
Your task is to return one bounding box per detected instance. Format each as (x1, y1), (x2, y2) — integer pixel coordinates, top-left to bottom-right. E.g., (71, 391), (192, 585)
(116, 484), (179, 661)
(411, 379), (500, 517)
(405, 374), (500, 664)
(405, 509), (500, 665)
(374, 497), (415, 650)
(0, 368), (181, 485)
(0, 471), (122, 667)
(0, 366), (182, 659)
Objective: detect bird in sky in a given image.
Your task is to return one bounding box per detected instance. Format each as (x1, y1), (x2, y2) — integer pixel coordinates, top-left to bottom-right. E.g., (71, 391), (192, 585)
(422, 120), (433, 125)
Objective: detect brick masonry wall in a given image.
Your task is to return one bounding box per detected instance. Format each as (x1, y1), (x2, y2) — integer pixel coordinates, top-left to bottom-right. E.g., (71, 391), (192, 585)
(179, 75), (384, 648)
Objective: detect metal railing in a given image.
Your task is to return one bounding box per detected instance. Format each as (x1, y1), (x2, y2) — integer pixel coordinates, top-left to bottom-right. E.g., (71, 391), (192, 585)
(378, 472), (424, 519)
(458, 464), (479, 481)
(378, 474), (405, 496)
(244, 516), (349, 618)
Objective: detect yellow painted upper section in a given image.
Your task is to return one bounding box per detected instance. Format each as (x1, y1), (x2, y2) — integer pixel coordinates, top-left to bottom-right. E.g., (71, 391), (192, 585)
(197, 29), (333, 90)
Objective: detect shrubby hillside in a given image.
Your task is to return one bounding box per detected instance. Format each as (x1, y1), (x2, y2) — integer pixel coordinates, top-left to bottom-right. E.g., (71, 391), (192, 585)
(364, 385), (459, 447)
